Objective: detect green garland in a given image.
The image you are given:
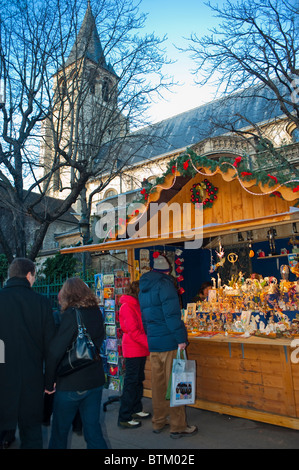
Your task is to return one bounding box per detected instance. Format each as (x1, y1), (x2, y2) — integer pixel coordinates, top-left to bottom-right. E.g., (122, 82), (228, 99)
(104, 146), (299, 240)
(137, 147), (299, 205)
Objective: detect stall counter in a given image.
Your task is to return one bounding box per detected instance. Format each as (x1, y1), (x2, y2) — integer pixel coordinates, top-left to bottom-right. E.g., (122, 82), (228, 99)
(143, 334), (299, 430)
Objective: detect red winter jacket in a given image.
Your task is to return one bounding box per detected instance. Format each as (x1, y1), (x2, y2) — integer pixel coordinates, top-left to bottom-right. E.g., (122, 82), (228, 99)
(119, 295), (149, 358)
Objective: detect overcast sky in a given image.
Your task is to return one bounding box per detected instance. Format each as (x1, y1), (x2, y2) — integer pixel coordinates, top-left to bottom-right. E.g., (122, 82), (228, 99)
(139, 0), (225, 123)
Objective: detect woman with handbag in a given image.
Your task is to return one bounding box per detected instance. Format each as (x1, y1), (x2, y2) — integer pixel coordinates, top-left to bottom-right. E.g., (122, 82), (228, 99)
(45, 278), (107, 449)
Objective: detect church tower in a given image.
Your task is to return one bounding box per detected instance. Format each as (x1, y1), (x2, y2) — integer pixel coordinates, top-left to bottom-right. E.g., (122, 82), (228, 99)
(41, 1), (126, 199)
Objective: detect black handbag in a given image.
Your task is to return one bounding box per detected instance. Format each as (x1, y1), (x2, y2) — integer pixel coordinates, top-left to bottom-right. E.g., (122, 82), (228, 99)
(57, 308), (99, 376)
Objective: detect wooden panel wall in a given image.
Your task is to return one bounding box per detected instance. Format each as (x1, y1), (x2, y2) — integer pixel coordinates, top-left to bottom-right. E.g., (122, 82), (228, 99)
(144, 173), (292, 237)
(182, 174), (291, 227)
(187, 339), (297, 417)
(143, 338), (299, 428)
(291, 360), (299, 417)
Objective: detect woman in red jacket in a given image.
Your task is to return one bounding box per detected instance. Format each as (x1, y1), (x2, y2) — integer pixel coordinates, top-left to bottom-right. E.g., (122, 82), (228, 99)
(118, 281), (150, 428)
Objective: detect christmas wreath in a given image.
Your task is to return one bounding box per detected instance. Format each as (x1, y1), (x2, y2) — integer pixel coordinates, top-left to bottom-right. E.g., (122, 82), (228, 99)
(190, 179), (218, 208)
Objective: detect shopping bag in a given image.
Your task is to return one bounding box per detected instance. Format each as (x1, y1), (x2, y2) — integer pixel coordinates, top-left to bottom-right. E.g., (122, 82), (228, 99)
(165, 349), (183, 400)
(170, 347), (196, 407)
(165, 373), (172, 400)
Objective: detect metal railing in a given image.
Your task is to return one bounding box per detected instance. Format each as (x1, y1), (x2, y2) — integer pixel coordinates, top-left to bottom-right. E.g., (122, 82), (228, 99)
(33, 270), (95, 310)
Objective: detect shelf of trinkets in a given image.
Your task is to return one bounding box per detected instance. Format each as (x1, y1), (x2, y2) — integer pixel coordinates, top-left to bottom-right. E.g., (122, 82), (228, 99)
(185, 274), (299, 338)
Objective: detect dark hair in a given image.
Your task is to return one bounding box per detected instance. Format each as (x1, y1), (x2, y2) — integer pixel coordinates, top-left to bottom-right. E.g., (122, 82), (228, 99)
(126, 281), (139, 299)
(59, 277), (99, 311)
(8, 258), (35, 279)
(199, 281), (213, 294)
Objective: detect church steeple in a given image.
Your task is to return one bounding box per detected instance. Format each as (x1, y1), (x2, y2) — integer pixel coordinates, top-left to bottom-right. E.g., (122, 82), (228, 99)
(42, 1), (126, 201)
(65, 1), (117, 77)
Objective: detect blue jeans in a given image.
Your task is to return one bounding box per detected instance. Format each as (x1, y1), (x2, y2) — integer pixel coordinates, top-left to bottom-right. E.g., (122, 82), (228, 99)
(49, 387), (107, 449)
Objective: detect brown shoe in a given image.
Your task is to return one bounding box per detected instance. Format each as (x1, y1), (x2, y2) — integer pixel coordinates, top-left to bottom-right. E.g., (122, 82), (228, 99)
(153, 423), (169, 434)
(170, 425), (198, 439)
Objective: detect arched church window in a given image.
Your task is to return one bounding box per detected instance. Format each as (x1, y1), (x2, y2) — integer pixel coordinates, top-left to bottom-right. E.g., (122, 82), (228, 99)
(148, 176), (157, 185)
(291, 127), (299, 143)
(104, 188), (117, 199)
(58, 77), (67, 98)
(87, 69), (97, 95)
(102, 77), (111, 102)
(286, 122), (299, 143)
(89, 78), (96, 95)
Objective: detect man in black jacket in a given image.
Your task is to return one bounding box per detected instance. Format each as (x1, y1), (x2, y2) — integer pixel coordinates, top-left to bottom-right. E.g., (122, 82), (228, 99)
(0, 258), (55, 448)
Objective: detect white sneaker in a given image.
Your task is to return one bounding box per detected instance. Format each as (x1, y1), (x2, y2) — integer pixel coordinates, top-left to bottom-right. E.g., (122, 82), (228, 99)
(128, 419), (142, 426)
(132, 411), (151, 419)
(118, 419), (141, 428)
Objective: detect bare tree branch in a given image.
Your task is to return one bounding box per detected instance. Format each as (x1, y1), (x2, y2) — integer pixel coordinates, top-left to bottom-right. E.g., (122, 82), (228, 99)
(0, 0), (175, 259)
(182, 0), (299, 128)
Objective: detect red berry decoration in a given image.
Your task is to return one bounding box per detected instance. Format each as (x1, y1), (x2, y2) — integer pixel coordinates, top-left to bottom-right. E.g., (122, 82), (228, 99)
(190, 179), (218, 209)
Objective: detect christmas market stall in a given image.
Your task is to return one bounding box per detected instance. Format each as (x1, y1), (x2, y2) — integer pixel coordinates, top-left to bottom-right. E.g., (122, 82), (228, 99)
(61, 148), (299, 430)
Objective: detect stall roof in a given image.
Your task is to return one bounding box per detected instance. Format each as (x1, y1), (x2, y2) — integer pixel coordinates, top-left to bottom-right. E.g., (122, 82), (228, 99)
(60, 167), (299, 255)
(60, 208), (299, 254)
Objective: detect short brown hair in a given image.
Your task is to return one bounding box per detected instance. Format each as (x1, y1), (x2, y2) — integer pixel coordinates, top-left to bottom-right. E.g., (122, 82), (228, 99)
(8, 258), (35, 279)
(59, 277), (99, 311)
(126, 281), (139, 299)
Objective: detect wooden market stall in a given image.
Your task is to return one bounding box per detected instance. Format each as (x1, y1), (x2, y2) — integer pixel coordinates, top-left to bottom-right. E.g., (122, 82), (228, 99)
(61, 157), (299, 429)
(185, 335), (299, 430)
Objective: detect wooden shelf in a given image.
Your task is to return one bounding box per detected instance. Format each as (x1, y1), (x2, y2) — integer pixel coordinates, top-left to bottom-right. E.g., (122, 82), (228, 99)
(188, 332), (292, 346)
(256, 254), (288, 260)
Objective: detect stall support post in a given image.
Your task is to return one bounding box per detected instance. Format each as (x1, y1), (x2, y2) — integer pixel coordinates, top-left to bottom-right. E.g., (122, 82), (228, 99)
(127, 248), (135, 280)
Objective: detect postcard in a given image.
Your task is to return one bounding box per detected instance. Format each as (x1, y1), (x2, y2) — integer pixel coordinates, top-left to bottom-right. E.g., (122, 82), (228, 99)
(104, 310), (115, 324)
(107, 350), (118, 364)
(104, 298), (115, 311)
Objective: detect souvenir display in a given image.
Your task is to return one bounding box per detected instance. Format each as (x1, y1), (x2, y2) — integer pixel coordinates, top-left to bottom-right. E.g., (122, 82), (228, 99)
(94, 271), (130, 391)
(184, 271), (299, 339)
(139, 249), (150, 275)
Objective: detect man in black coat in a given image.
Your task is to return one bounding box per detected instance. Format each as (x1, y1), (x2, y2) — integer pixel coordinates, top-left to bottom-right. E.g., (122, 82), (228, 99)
(0, 258), (55, 448)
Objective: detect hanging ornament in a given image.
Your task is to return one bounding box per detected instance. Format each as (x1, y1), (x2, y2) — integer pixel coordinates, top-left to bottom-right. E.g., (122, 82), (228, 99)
(209, 263), (217, 274)
(215, 257), (226, 269)
(216, 240), (225, 259)
(215, 249), (224, 258)
(228, 253), (238, 265)
(209, 242), (226, 272)
(175, 251), (185, 296)
(246, 231), (255, 258)
(176, 265), (184, 273)
(267, 228), (277, 255)
(210, 257), (226, 272)
(209, 245), (216, 273)
(248, 239), (255, 258)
